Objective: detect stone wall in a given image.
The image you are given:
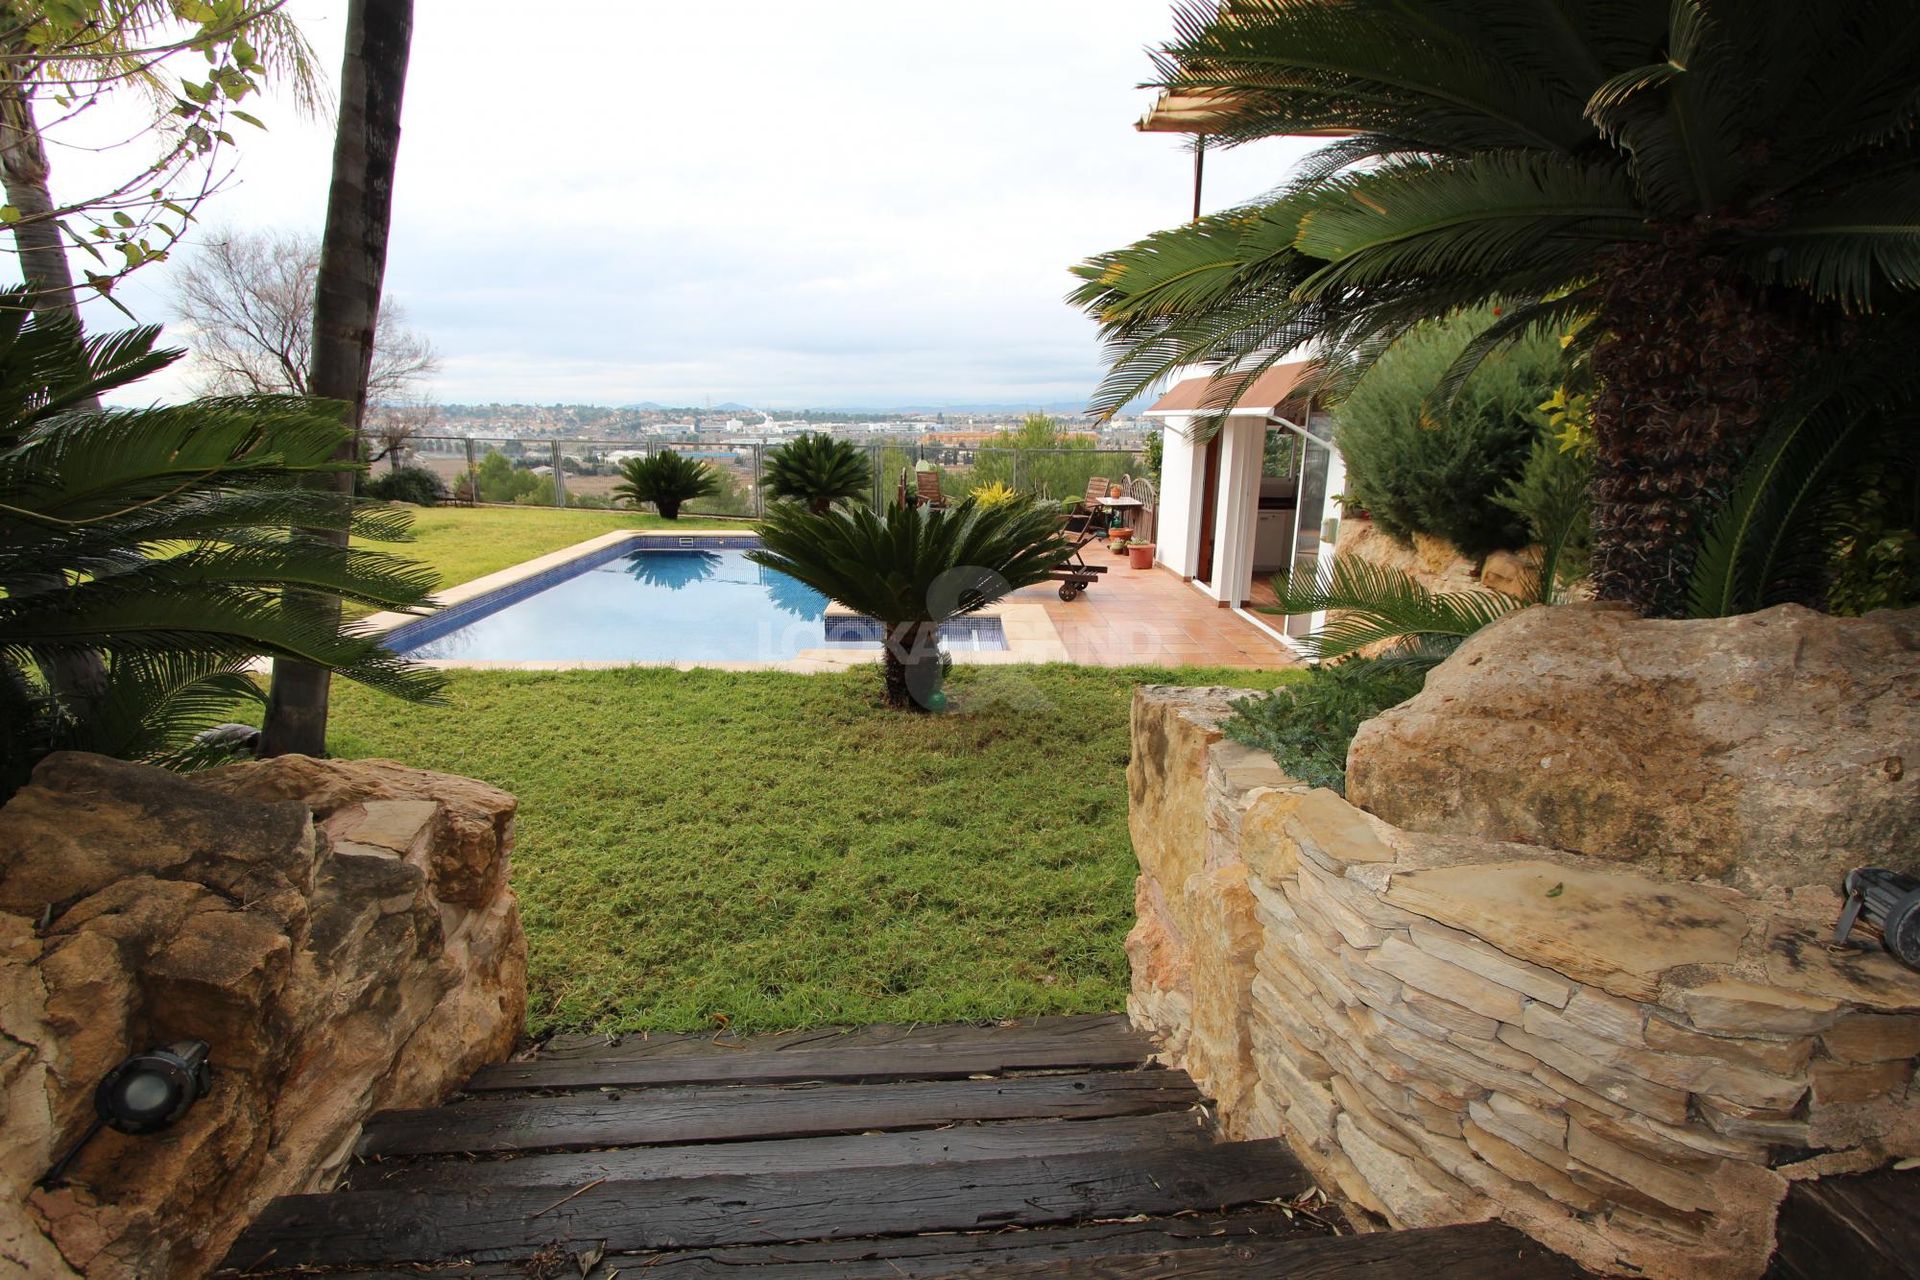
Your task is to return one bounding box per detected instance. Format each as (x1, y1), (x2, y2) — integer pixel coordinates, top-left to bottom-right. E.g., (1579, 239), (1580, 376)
(1128, 686), (1920, 1280)
(0, 753), (528, 1280)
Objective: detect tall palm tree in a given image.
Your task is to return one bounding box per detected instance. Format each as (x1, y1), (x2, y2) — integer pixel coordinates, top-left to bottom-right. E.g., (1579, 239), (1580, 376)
(261, 0), (412, 757)
(749, 499), (1068, 710)
(0, 291), (441, 799)
(1072, 1), (1920, 617)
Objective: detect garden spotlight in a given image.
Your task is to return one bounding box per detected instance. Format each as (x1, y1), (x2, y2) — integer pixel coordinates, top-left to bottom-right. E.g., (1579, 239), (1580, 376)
(39, 1040), (212, 1187)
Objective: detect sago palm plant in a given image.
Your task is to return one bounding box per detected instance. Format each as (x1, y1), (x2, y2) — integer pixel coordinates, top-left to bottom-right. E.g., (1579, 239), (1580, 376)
(748, 498), (1069, 710)
(613, 451), (720, 520)
(759, 432), (871, 514)
(0, 295), (442, 798)
(1072, 0), (1920, 618)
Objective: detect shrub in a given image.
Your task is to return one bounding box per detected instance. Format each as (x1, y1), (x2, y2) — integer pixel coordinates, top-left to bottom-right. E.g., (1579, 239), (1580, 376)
(475, 450), (537, 504)
(1335, 313), (1560, 558)
(761, 432), (871, 513)
(1224, 659), (1425, 794)
(363, 464), (446, 506)
(969, 480), (1020, 508)
(613, 452), (720, 520)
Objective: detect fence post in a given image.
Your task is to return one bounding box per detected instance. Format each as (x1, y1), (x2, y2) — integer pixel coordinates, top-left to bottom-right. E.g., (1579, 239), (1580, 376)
(1013, 450), (1023, 495)
(550, 440), (566, 507)
(464, 436), (477, 505)
(752, 442), (763, 518)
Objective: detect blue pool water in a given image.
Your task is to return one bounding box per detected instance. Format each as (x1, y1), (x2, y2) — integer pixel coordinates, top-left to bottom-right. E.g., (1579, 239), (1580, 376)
(387, 545), (1007, 662)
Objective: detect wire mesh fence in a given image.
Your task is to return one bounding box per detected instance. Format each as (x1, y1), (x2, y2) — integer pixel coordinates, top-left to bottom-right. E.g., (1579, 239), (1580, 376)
(393, 436), (1149, 521)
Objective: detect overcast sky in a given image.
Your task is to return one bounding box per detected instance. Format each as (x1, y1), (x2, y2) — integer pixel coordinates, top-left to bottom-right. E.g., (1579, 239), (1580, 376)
(40, 2), (1315, 410)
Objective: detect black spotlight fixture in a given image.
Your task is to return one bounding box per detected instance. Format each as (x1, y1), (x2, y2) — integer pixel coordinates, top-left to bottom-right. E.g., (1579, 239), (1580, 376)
(40, 1040), (213, 1187)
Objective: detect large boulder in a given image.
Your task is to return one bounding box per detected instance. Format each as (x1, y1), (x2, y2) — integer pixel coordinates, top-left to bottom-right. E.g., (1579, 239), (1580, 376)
(0, 753), (527, 1280)
(1347, 603), (1920, 890)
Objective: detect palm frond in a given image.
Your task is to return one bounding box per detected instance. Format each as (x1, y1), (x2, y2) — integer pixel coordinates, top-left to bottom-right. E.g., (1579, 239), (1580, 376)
(1260, 554), (1528, 667)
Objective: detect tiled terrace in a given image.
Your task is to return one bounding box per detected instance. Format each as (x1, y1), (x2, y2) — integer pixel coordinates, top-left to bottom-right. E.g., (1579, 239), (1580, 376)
(1008, 552), (1301, 669)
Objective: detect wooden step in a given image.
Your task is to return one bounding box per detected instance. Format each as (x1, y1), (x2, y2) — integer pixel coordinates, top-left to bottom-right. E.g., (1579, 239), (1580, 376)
(233, 1210), (1320, 1278)
(467, 1022), (1156, 1092)
(219, 1140), (1316, 1271)
(921, 1221), (1596, 1278)
(344, 1111), (1210, 1192)
(358, 1069), (1198, 1158)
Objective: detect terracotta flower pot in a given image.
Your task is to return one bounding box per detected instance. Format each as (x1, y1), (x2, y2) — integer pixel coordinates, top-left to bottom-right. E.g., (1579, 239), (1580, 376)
(1128, 543), (1156, 569)
(1108, 484), (1124, 499)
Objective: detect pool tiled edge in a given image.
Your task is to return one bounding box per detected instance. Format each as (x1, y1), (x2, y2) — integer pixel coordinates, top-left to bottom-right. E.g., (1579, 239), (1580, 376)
(358, 528), (1072, 671)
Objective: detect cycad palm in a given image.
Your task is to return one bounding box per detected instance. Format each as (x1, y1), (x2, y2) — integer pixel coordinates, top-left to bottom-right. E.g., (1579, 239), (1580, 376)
(1072, 0), (1920, 617)
(759, 432), (871, 514)
(748, 498), (1068, 710)
(0, 294), (442, 798)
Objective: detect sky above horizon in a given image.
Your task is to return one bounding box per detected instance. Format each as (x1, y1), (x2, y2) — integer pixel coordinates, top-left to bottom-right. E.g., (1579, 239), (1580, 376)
(40, 2), (1317, 410)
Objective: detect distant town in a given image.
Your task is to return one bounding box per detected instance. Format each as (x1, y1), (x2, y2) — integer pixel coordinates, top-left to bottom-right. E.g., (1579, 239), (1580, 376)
(405, 402), (1152, 452)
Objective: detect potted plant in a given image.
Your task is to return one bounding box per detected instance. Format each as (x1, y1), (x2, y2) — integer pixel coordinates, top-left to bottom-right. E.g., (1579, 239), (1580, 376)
(1108, 525), (1133, 552)
(1129, 541), (1156, 569)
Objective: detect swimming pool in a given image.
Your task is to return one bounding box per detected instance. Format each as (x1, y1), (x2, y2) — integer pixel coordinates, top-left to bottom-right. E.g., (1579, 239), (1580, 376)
(383, 539), (1008, 663)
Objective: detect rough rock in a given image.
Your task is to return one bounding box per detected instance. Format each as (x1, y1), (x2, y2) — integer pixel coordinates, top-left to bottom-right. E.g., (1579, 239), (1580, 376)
(1346, 603), (1920, 891)
(0, 752), (527, 1280)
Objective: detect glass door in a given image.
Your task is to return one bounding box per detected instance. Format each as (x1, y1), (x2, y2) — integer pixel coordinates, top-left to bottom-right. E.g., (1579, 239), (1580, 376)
(1281, 416), (1344, 639)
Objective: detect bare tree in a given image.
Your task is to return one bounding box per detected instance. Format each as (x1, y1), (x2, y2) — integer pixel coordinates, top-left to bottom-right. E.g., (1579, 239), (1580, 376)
(172, 225), (437, 400)
(368, 395), (439, 470)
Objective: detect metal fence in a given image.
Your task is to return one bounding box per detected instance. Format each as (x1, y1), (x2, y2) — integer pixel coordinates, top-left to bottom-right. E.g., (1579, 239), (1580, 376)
(393, 435), (1149, 521)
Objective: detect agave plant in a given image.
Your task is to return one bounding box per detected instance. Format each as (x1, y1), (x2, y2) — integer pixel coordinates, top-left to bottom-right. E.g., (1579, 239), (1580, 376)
(748, 498), (1069, 710)
(1073, 1), (1920, 618)
(759, 432), (871, 514)
(0, 293), (443, 799)
(613, 451), (720, 520)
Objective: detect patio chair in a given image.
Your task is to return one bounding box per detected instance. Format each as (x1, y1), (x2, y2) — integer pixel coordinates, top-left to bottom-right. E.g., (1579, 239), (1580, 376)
(1047, 508), (1108, 601)
(915, 470), (949, 510)
(1080, 476), (1113, 531)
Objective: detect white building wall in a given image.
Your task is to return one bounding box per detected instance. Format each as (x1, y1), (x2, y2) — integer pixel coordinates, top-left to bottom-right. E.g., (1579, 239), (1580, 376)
(1204, 415), (1267, 606)
(1153, 416), (1206, 578)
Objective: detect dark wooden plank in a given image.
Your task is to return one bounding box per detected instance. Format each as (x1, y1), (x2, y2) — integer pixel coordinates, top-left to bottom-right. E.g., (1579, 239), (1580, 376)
(529, 1013), (1142, 1066)
(358, 1070), (1198, 1158)
(468, 1032), (1155, 1092)
(279, 1210), (1324, 1279)
(220, 1140), (1314, 1271)
(343, 1111), (1210, 1191)
(246, 1211), (1318, 1279)
(1771, 1170), (1920, 1280)
(936, 1221), (1595, 1279)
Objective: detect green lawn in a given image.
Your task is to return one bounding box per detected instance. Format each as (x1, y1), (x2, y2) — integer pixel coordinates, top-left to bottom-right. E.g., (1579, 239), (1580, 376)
(327, 663), (1297, 1035)
(385, 506), (737, 597)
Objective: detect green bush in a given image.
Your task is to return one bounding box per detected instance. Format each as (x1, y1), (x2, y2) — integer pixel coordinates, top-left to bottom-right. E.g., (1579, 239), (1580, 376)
(475, 450), (538, 504)
(1224, 658), (1426, 794)
(363, 464), (446, 506)
(1335, 313), (1560, 558)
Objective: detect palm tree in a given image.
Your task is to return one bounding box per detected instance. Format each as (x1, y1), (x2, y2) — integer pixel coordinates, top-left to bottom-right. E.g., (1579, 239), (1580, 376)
(261, 0), (412, 757)
(748, 499), (1069, 710)
(1072, 1), (1920, 618)
(759, 432), (871, 513)
(613, 452), (720, 520)
(0, 292), (442, 799)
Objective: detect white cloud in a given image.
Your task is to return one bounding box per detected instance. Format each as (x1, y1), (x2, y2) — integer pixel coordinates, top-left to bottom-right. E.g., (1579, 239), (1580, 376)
(27, 2), (1316, 408)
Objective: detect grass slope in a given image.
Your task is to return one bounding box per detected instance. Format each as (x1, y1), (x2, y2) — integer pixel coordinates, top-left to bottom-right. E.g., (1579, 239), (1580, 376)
(327, 664), (1297, 1035)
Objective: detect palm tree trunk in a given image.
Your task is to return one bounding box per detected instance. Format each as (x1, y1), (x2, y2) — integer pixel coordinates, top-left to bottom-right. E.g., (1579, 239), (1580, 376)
(1587, 245), (1819, 617)
(0, 64), (111, 716)
(0, 73), (92, 341)
(881, 621), (940, 711)
(260, 0), (414, 757)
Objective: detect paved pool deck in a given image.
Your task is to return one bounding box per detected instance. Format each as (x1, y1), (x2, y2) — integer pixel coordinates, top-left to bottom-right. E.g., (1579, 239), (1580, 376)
(356, 528), (1299, 672)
